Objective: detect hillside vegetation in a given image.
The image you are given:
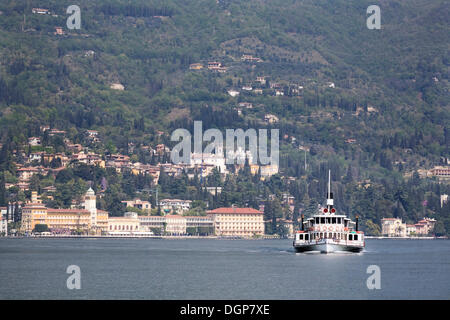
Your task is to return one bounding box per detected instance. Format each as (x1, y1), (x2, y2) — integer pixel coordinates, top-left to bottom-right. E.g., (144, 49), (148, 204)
(0, 0), (449, 235)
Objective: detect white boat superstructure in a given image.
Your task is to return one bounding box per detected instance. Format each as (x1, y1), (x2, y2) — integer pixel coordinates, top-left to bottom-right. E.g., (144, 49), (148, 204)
(293, 170), (365, 253)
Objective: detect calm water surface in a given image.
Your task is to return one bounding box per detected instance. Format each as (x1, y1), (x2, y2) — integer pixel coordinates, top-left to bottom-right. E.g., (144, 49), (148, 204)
(0, 238), (448, 299)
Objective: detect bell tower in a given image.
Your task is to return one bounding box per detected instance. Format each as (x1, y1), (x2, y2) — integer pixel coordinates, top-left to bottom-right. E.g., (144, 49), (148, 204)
(84, 187), (97, 226)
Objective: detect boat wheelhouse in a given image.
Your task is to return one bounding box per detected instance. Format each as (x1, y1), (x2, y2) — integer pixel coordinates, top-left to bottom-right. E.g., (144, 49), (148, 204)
(293, 170), (365, 253)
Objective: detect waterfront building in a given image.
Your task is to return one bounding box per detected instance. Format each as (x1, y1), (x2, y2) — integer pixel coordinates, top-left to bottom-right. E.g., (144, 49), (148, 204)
(20, 188), (108, 234)
(138, 215), (166, 232)
(20, 203), (48, 234)
(381, 218), (406, 237)
(138, 215), (214, 235)
(207, 207), (264, 237)
(414, 218), (436, 235)
(0, 212), (7, 236)
(381, 217), (436, 237)
(165, 215), (187, 235)
(185, 216), (214, 230)
(45, 208), (91, 233)
(405, 224), (417, 236)
(108, 212), (141, 235)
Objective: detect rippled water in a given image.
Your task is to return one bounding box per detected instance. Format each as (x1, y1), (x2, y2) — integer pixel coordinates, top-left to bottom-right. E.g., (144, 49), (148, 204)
(0, 238), (448, 299)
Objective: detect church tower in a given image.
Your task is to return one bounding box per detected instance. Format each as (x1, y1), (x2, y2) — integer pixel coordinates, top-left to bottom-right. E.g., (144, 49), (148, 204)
(84, 187), (97, 226)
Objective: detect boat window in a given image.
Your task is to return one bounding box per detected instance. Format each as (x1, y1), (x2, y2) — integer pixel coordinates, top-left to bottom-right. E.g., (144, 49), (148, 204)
(305, 234), (309, 241)
(299, 234), (303, 240)
(348, 234), (352, 240)
(337, 218), (341, 224)
(325, 218), (329, 224)
(354, 235), (358, 241)
(332, 217), (336, 224)
(320, 217), (325, 224)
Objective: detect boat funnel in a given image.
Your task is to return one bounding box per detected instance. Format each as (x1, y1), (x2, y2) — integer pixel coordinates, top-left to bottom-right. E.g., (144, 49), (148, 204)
(326, 170), (334, 206)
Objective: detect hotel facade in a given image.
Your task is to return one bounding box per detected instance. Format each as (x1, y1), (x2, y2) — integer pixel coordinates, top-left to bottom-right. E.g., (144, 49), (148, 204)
(21, 188), (108, 235)
(207, 207), (265, 237)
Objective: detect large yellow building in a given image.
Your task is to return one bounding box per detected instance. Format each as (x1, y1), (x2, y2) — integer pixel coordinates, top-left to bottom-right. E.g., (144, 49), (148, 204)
(207, 207), (264, 237)
(21, 203), (48, 233)
(21, 188), (108, 235)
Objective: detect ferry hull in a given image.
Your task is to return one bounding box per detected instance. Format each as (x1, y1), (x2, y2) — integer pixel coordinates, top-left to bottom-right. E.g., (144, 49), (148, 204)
(293, 241), (363, 253)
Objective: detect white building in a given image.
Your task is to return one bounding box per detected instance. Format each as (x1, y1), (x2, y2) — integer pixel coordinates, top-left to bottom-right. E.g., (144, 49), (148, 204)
(381, 218), (406, 237)
(227, 90), (240, 97)
(190, 146), (227, 173)
(0, 208), (7, 236)
(159, 199), (192, 214)
(226, 146), (254, 165)
(32, 8), (50, 14)
(441, 194), (448, 208)
(264, 114), (279, 123)
(121, 199), (152, 213)
(28, 137), (41, 146)
(138, 215), (214, 235)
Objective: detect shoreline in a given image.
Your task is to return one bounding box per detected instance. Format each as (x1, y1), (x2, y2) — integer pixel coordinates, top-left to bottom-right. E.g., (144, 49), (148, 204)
(2, 235), (447, 240)
(364, 236), (447, 240)
(1, 235), (281, 240)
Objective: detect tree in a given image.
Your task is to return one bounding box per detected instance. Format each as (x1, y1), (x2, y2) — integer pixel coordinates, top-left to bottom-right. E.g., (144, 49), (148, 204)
(0, 172), (6, 206)
(34, 224), (49, 233)
(264, 199), (283, 234)
(433, 221), (445, 237)
(365, 219), (381, 236)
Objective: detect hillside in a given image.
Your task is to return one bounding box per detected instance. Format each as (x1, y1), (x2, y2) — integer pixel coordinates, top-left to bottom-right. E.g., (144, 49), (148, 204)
(0, 0), (449, 235)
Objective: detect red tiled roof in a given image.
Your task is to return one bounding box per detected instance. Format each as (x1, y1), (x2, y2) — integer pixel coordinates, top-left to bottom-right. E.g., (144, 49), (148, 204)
(18, 167), (39, 171)
(207, 207), (263, 215)
(23, 203), (47, 209)
(165, 215), (185, 219)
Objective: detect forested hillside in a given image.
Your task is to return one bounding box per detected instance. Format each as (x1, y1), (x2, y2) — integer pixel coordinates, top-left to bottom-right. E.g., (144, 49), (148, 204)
(0, 0), (449, 235)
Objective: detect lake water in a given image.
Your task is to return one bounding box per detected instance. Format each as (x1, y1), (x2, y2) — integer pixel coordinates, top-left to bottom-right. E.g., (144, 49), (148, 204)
(0, 238), (448, 299)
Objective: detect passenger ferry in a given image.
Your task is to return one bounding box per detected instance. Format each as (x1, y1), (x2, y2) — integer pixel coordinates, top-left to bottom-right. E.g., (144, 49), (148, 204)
(293, 171), (365, 253)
